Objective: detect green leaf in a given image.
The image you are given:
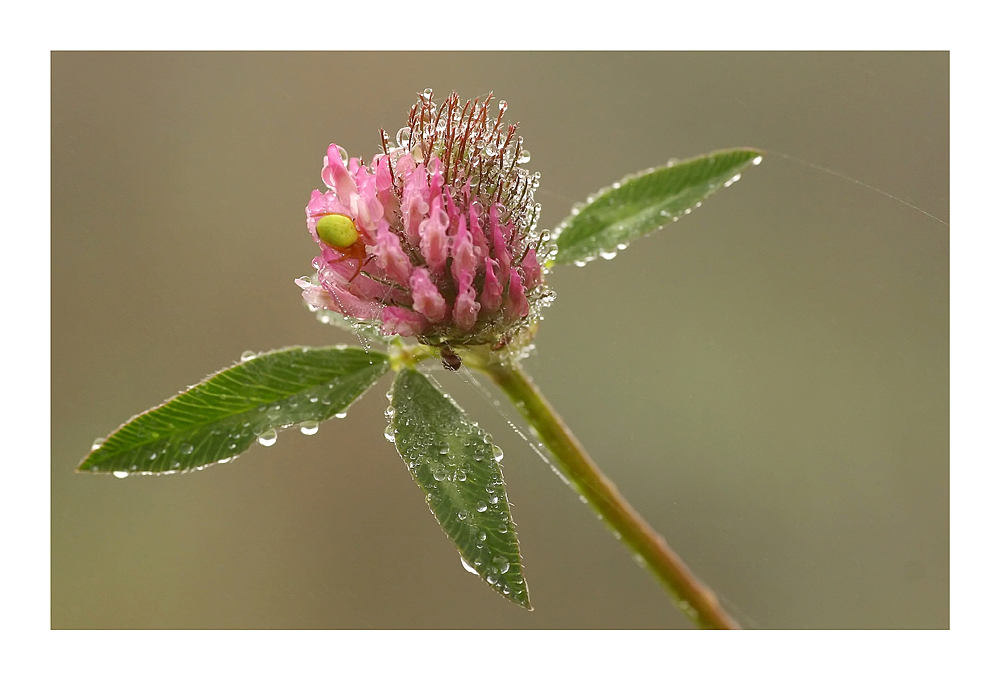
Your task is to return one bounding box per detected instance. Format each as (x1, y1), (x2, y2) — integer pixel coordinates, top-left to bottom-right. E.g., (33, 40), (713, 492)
(551, 148), (762, 266)
(79, 346), (389, 476)
(389, 368), (531, 609)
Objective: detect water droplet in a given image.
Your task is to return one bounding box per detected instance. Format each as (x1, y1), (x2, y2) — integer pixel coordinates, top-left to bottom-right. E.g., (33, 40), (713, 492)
(599, 250), (617, 260)
(334, 412), (347, 419)
(489, 495), (499, 504)
(460, 556), (477, 574)
(431, 442), (449, 456)
(112, 471), (129, 479)
(432, 467), (448, 482)
(258, 429), (278, 447)
(492, 556), (510, 574)
(492, 445), (504, 462)
(239, 349), (256, 362)
(396, 126), (411, 147)
(476, 501), (488, 513)
(486, 573), (498, 585)
(383, 425), (396, 443)
(149, 452), (157, 460)
(180, 442), (194, 455)
(91, 437), (105, 451)
(478, 530), (487, 542)
(309, 396), (319, 403)
(337, 146), (350, 163)
(457, 510), (468, 520)
(455, 469), (468, 482)
(753, 155), (763, 165)
(517, 148), (531, 164)
(300, 421), (319, 435)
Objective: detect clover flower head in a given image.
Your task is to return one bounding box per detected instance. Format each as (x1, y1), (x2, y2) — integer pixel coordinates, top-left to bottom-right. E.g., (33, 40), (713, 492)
(298, 90), (556, 351)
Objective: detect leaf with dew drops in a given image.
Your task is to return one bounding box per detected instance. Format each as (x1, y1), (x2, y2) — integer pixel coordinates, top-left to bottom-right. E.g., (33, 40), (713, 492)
(79, 346), (388, 476)
(551, 148), (763, 266)
(388, 368), (531, 609)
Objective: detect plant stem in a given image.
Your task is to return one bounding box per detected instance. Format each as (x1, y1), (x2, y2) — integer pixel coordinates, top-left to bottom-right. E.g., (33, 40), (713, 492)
(476, 357), (740, 630)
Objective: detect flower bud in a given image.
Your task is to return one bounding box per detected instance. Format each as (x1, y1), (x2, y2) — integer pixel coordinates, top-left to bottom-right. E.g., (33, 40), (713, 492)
(299, 90), (556, 351)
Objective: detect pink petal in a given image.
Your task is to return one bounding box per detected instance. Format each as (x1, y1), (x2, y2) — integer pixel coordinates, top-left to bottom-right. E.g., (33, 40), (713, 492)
(490, 212), (512, 286)
(469, 202), (487, 259)
(318, 280), (380, 320)
(450, 214), (477, 285)
(321, 144), (359, 204)
(401, 163), (429, 245)
(419, 198), (450, 275)
(520, 248), (542, 289)
(409, 268), (447, 323)
(480, 257), (503, 313)
(504, 268), (529, 320)
(381, 306), (428, 337)
(374, 223), (412, 286)
(453, 269), (481, 330)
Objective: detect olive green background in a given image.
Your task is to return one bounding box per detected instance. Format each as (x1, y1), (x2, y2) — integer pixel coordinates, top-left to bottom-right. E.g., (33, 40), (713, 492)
(51, 52), (948, 629)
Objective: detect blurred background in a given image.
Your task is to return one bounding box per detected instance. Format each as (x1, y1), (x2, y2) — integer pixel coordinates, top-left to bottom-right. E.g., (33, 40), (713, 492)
(51, 52), (948, 629)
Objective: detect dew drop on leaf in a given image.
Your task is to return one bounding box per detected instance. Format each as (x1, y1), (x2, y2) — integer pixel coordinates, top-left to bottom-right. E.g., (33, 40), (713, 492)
(258, 429), (278, 447)
(300, 421), (319, 435)
(112, 471), (129, 479)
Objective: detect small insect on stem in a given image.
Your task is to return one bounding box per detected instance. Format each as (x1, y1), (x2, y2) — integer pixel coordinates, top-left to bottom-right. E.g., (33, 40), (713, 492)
(315, 213), (372, 282)
(440, 346), (462, 372)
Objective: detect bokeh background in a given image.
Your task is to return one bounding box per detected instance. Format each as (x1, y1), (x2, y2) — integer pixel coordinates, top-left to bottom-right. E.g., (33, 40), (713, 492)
(51, 52), (948, 629)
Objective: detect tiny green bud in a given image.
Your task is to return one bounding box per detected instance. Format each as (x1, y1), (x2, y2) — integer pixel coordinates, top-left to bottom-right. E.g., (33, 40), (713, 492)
(316, 214), (358, 249)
